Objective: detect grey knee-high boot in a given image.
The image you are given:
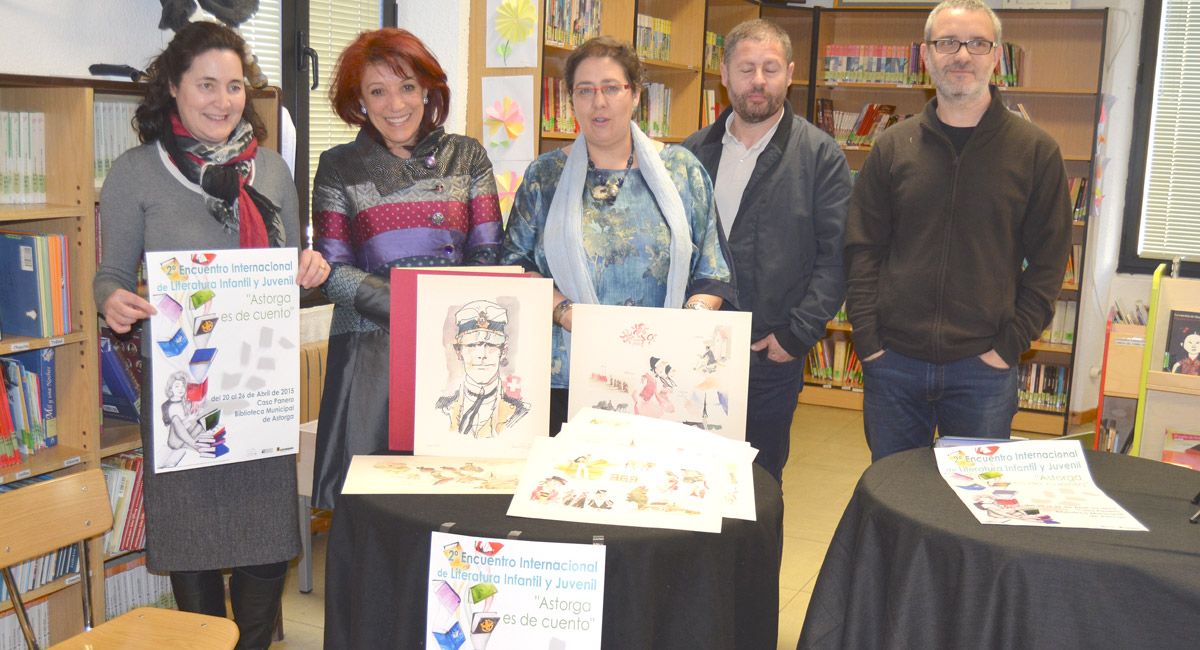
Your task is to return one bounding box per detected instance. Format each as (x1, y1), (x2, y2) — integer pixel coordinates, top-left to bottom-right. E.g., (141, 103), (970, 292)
(230, 563), (287, 650)
(169, 570), (227, 618)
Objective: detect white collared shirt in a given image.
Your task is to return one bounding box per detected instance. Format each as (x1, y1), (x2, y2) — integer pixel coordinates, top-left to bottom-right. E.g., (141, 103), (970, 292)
(714, 110), (784, 238)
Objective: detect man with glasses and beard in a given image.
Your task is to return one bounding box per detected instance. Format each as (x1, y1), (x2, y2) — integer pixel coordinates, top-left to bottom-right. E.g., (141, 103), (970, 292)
(844, 0), (1071, 462)
(684, 19), (851, 483)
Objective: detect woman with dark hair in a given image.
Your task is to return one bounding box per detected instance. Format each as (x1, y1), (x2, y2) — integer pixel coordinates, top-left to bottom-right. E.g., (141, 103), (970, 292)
(93, 21), (328, 649)
(310, 28), (502, 509)
(501, 37), (734, 432)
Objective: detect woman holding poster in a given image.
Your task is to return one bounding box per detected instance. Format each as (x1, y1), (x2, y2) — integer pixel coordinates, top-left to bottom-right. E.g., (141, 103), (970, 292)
(500, 37), (734, 432)
(309, 28), (503, 510)
(93, 22), (328, 648)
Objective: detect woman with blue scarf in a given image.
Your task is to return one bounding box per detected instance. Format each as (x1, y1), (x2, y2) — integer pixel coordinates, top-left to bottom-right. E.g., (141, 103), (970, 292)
(501, 37), (735, 433)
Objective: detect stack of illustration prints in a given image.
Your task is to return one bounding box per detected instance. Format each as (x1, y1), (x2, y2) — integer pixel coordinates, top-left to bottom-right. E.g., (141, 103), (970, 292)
(559, 408), (758, 520)
(567, 304), (752, 441)
(341, 455), (526, 494)
(507, 435), (727, 533)
(144, 248), (299, 473)
(390, 269), (552, 457)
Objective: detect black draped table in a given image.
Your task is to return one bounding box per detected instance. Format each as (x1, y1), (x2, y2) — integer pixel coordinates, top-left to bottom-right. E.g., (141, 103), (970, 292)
(324, 464), (783, 649)
(798, 448), (1200, 649)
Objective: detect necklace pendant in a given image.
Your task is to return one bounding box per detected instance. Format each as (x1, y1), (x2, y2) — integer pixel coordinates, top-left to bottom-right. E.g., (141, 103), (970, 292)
(591, 184), (612, 201)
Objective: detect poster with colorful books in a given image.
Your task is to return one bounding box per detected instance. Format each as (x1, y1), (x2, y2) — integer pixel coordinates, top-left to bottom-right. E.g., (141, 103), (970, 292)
(567, 304), (752, 441)
(934, 440), (1147, 531)
(427, 531), (605, 650)
(144, 248), (299, 473)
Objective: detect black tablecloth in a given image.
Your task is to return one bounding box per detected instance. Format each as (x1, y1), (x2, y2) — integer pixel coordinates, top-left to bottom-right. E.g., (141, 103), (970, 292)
(799, 449), (1200, 649)
(324, 464), (783, 649)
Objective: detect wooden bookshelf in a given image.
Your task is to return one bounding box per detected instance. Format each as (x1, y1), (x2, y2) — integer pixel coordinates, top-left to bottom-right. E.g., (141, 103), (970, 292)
(797, 7), (1107, 434)
(0, 74), (101, 644)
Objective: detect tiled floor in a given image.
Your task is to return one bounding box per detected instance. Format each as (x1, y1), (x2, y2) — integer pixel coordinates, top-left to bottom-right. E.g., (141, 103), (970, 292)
(273, 403), (873, 650)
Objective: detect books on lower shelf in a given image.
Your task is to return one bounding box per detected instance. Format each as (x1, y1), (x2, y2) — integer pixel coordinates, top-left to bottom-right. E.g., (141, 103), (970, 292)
(1160, 429), (1200, 471)
(636, 82), (671, 138)
(1018, 362), (1068, 413)
(0, 476), (78, 605)
(99, 325), (142, 423)
(0, 111), (46, 205)
(0, 229), (73, 339)
(815, 99), (908, 148)
(805, 337), (862, 390)
(701, 89), (724, 128)
(1039, 299), (1077, 346)
(541, 76), (577, 135)
(0, 348), (59, 468)
(104, 554), (175, 620)
(0, 594), (49, 650)
(100, 449), (145, 557)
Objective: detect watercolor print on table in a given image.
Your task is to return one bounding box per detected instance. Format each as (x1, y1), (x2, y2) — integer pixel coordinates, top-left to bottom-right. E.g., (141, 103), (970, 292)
(486, 0), (538, 68)
(340, 455), (526, 494)
(412, 273), (552, 457)
(508, 437), (724, 533)
(568, 304), (752, 441)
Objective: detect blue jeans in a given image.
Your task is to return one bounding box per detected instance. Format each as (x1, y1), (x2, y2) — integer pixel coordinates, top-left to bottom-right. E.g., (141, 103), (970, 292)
(746, 358), (806, 483)
(862, 350), (1018, 461)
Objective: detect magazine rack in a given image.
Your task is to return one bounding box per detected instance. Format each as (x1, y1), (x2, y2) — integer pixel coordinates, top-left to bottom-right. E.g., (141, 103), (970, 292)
(1131, 262), (1200, 464)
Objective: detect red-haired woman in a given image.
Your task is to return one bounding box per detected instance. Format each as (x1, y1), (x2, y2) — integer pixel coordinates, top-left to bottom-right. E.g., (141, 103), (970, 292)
(310, 28), (502, 509)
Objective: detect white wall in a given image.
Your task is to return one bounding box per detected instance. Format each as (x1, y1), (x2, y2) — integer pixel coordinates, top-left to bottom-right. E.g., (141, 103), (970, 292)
(0, 0), (168, 79)
(1070, 0), (1147, 413)
(397, 0), (472, 135)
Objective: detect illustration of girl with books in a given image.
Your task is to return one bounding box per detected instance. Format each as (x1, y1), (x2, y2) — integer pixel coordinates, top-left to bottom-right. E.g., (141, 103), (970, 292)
(159, 372), (204, 466)
(1169, 332), (1200, 375)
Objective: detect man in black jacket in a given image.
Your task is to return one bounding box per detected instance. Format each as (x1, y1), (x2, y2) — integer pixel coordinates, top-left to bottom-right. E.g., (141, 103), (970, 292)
(684, 19), (851, 482)
(845, 0), (1071, 461)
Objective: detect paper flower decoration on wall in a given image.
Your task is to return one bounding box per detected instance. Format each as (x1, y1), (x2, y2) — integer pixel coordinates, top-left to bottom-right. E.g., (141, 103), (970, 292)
(484, 97), (525, 149)
(494, 170), (521, 221)
(494, 0), (536, 64)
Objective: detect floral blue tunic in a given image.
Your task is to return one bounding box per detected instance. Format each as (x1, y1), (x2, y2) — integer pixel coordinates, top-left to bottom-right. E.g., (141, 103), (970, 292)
(501, 145), (733, 388)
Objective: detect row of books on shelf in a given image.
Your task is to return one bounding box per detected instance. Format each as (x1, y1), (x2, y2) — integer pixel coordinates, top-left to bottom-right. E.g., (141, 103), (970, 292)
(100, 450), (146, 558)
(635, 82), (672, 138)
(93, 99), (139, 190)
(0, 349), (58, 468)
(0, 594), (50, 650)
(701, 89), (725, 128)
(635, 13), (672, 62)
(822, 42), (1023, 87)
(804, 337), (863, 389)
(543, 0), (601, 49)
(817, 101), (907, 148)
(0, 476), (78, 604)
(0, 229), (73, 339)
(1068, 176), (1089, 223)
(104, 555), (176, 620)
(1018, 362), (1068, 413)
(0, 111), (46, 205)
(99, 326), (143, 423)
(1039, 299), (1078, 346)
(541, 76), (577, 135)
(703, 31), (725, 74)
(1063, 243), (1083, 286)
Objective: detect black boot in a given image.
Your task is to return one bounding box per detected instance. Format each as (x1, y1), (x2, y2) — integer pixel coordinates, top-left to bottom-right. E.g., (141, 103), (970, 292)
(230, 562), (287, 650)
(169, 570), (227, 617)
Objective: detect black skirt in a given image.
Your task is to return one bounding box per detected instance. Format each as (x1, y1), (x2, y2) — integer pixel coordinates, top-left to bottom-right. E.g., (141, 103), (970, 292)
(310, 328), (391, 510)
